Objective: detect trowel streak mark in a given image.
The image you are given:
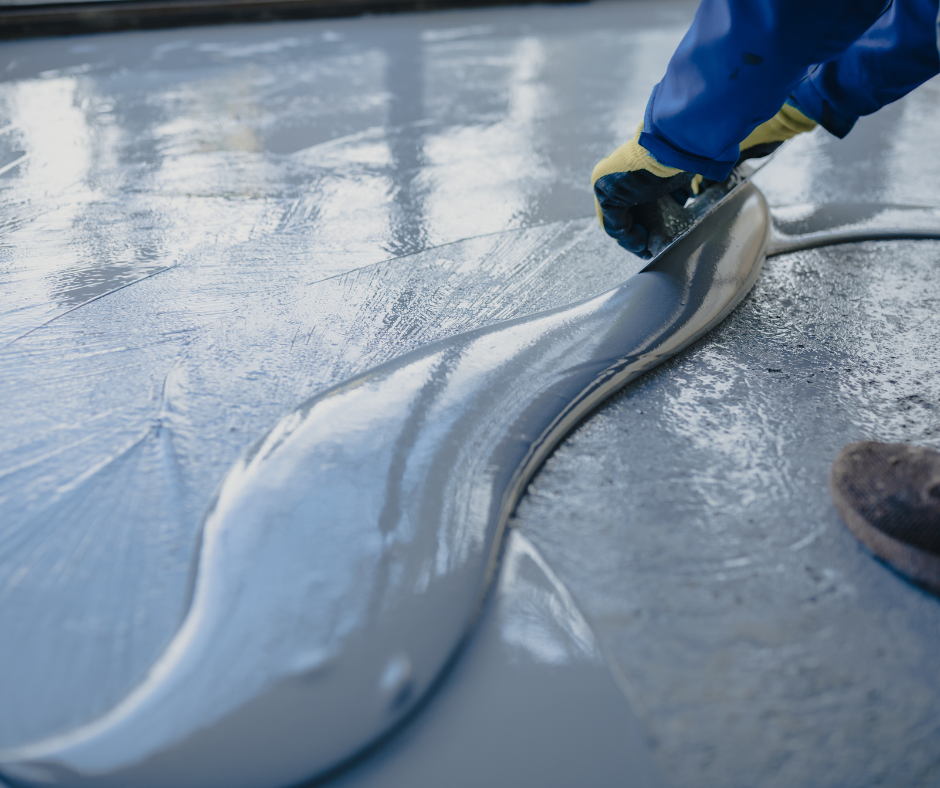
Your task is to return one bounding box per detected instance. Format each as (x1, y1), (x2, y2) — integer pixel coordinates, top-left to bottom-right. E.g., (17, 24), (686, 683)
(0, 423), (193, 748)
(0, 213), (640, 750)
(0, 3), (695, 746)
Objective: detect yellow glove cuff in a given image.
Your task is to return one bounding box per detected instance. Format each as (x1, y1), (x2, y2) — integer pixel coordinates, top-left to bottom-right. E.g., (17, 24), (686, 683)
(591, 122), (684, 183)
(739, 103), (817, 152)
(591, 123), (683, 224)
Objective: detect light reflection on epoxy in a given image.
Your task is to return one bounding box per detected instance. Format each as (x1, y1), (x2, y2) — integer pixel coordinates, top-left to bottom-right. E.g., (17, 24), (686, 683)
(2, 1), (940, 781)
(498, 531), (599, 665)
(0, 4), (687, 344)
(0, 5), (695, 747)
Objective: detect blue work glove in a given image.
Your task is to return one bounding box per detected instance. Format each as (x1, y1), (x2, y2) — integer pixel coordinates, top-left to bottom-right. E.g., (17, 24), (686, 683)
(593, 104), (816, 257)
(591, 123), (694, 258)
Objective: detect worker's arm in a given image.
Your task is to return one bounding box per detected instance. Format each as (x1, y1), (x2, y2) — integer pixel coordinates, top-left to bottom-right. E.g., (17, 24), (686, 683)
(641, 0), (888, 179)
(592, 101), (816, 256)
(593, 0), (888, 256)
(790, 0), (940, 140)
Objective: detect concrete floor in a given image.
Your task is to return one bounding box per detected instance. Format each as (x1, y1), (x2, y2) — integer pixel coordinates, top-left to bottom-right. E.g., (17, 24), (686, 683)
(515, 237), (940, 787)
(1, 1), (940, 785)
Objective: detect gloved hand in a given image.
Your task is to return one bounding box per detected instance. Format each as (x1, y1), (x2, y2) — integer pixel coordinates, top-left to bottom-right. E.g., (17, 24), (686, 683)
(593, 103), (816, 257)
(591, 123), (694, 258)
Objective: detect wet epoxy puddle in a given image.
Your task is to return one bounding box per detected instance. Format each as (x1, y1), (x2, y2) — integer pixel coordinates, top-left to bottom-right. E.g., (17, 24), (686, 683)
(1, 3), (701, 748)
(3, 2), (940, 786)
(8, 167), (940, 785)
(0, 176), (770, 787)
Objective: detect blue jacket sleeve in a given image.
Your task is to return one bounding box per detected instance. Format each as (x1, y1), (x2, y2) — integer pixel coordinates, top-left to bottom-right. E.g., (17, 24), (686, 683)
(791, 0), (940, 139)
(640, 0), (890, 180)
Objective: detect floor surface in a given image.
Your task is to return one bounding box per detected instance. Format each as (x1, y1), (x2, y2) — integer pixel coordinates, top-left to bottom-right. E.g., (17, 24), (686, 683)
(1, 2), (940, 785)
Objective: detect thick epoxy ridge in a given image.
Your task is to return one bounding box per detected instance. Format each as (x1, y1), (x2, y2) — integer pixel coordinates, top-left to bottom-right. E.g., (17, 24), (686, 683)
(767, 203), (940, 256)
(0, 183), (769, 788)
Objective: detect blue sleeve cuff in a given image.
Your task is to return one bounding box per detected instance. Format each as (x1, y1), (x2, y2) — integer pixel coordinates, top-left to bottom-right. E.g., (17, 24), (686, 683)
(637, 83), (741, 182)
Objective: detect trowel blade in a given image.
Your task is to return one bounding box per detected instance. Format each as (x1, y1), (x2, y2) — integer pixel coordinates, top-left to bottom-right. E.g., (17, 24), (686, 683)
(646, 158), (767, 259)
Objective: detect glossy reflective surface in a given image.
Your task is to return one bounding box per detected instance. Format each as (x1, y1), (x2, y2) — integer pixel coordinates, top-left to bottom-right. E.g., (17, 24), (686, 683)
(0, 2), (690, 347)
(514, 97), (940, 788)
(327, 530), (666, 788)
(0, 172), (769, 788)
(0, 1), (697, 752)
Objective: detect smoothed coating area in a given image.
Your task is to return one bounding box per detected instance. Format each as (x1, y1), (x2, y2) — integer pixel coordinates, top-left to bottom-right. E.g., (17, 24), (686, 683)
(0, 214), (645, 748)
(514, 239), (940, 787)
(2, 0), (940, 780)
(0, 1), (694, 746)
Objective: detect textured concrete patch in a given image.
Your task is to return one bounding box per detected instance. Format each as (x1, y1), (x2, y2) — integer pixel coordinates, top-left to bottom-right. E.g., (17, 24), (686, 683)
(515, 239), (940, 788)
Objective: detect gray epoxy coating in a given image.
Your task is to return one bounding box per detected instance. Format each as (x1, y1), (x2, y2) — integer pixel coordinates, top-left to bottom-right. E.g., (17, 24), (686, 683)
(0, 0), (693, 750)
(326, 530), (665, 788)
(0, 165), (769, 785)
(2, 1), (940, 786)
(515, 238), (940, 787)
